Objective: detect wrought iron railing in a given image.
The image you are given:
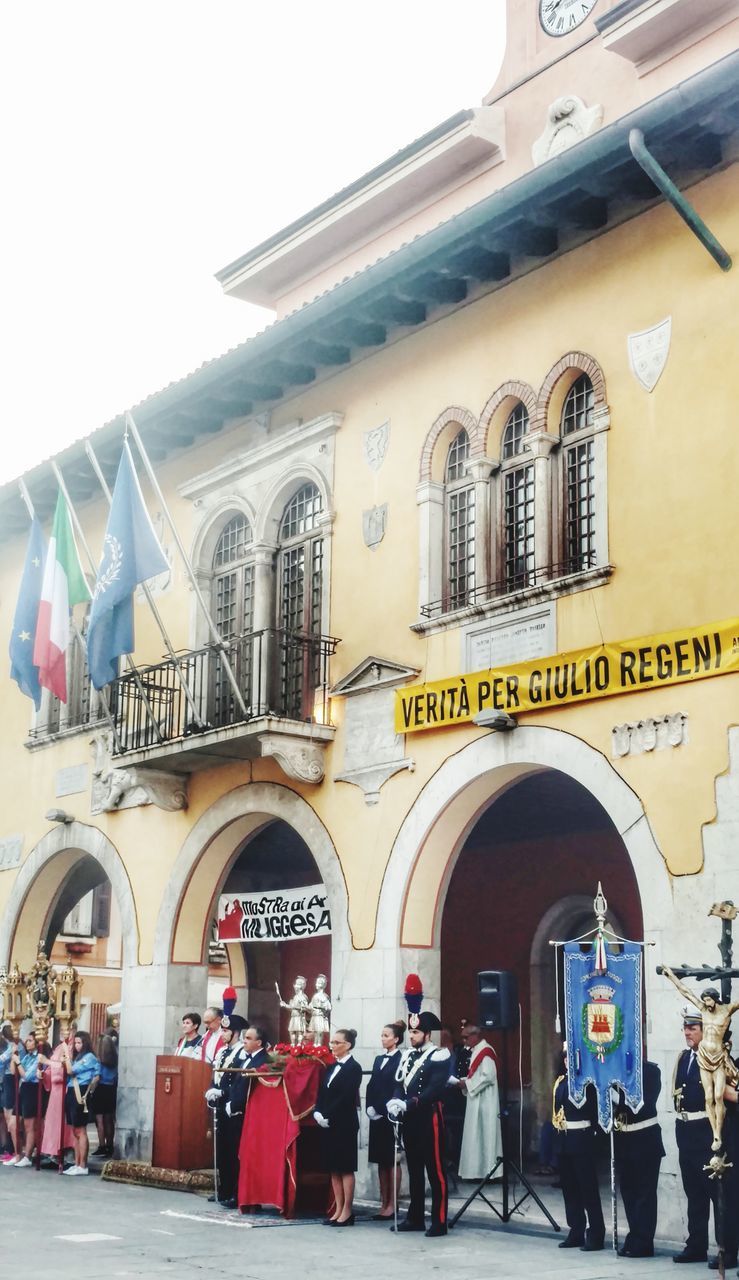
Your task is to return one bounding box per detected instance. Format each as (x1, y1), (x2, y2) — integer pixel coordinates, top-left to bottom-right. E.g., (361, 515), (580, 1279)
(420, 554), (600, 620)
(28, 628), (339, 753)
(109, 628), (339, 755)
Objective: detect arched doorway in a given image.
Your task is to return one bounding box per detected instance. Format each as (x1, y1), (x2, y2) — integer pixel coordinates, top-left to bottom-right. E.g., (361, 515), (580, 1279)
(439, 770), (642, 1145)
(154, 782), (350, 1044)
(218, 819), (332, 1040)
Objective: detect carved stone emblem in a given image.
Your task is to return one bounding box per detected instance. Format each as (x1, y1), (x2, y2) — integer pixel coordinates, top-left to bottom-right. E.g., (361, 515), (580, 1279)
(362, 504), (387, 551)
(363, 421), (390, 471)
(532, 96), (604, 166)
(627, 317), (672, 393)
(612, 712), (687, 758)
(90, 730), (188, 814)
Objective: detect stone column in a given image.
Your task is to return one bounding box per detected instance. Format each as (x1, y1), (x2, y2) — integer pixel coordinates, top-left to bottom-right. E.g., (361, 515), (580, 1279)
(416, 481), (444, 616)
(116, 961), (208, 1162)
(250, 542), (276, 714)
(526, 432), (559, 575)
(466, 457), (499, 593)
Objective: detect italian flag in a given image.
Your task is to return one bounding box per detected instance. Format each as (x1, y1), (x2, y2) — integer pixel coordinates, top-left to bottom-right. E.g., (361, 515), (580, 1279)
(33, 491), (91, 702)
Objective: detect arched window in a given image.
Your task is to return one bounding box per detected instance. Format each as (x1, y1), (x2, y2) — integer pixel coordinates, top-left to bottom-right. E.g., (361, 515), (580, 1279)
(561, 375), (596, 573)
(445, 429), (475, 610)
(278, 483), (324, 718)
(499, 404), (534, 590)
(213, 514), (254, 641)
(212, 513), (254, 724)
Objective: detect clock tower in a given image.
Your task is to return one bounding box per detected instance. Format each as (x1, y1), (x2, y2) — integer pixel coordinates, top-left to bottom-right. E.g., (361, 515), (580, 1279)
(484, 0), (620, 101)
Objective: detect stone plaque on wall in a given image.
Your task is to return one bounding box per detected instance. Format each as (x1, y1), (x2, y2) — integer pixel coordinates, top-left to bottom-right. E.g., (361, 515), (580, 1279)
(0, 834), (23, 871)
(461, 604), (556, 674)
(55, 764), (89, 798)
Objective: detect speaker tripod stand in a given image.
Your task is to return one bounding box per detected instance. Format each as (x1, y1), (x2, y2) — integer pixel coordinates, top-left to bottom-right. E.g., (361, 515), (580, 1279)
(449, 1029), (561, 1233)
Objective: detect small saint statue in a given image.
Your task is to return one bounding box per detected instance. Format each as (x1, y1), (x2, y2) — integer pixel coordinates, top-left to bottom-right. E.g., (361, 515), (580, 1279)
(661, 965), (739, 1150)
(275, 975), (310, 1045)
(308, 974), (331, 1045)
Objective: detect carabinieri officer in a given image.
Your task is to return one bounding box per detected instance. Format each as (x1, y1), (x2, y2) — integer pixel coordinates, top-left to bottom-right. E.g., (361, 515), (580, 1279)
(387, 1010), (451, 1237)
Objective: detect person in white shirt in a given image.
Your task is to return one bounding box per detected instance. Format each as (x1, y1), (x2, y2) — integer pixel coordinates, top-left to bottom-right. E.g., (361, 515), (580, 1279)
(456, 1024), (502, 1180)
(200, 1007), (225, 1064)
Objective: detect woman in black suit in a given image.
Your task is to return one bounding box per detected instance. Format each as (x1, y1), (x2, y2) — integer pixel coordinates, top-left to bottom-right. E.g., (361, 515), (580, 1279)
(314, 1027), (363, 1226)
(366, 1020), (406, 1219)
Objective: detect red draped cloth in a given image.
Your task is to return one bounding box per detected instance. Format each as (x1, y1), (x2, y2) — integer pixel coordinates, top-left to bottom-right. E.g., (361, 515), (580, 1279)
(237, 1059), (325, 1217)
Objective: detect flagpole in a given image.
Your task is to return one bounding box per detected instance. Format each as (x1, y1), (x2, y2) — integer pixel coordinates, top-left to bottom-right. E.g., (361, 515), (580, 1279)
(18, 479), (124, 753)
(125, 411), (249, 720)
(84, 440), (205, 731)
(49, 461), (164, 749)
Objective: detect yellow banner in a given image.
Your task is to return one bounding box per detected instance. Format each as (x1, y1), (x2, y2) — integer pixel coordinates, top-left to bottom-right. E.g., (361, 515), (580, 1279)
(395, 618), (739, 735)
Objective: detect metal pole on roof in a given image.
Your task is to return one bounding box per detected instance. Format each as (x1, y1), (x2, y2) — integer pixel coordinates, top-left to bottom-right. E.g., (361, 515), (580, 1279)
(629, 129), (732, 272)
(84, 440), (205, 730)
(125, 411), (249, 720)
(49, 459), (164, 747)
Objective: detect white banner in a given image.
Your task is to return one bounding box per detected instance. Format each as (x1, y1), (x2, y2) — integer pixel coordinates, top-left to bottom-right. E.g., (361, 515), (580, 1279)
(216, 884), (331, 943)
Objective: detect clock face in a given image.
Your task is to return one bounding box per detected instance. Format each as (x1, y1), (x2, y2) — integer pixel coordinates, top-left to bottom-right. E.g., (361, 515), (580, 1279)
(539, 0), (598, 37)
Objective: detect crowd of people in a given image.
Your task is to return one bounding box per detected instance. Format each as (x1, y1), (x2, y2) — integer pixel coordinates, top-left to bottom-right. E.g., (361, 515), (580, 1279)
(5, 991), (734, 1260)
(0, 1018), (119, 1175)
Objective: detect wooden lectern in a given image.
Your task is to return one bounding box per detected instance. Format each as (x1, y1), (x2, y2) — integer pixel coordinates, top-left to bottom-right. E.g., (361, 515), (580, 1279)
(152, 1055), (212, 1171)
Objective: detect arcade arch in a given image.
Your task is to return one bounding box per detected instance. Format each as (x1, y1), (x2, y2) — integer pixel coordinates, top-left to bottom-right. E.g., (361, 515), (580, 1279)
(375, 726), (670, 1142)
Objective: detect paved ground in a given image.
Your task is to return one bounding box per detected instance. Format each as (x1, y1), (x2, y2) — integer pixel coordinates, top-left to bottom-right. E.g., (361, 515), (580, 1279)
(1, 1163), (707, 1280)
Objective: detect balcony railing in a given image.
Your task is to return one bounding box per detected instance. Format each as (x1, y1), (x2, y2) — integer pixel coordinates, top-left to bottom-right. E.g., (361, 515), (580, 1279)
(420, 554), (600, 619)
(109, 628), (339, 756)
(28, 628), (339, 756)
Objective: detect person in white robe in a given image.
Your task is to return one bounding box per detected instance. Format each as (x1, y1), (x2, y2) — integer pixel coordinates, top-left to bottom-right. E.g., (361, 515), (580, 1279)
(457, 1026), (502, 1180)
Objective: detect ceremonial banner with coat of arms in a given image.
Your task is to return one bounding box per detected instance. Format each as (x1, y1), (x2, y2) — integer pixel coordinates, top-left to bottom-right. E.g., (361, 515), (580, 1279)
(564, 938), (643, 1130)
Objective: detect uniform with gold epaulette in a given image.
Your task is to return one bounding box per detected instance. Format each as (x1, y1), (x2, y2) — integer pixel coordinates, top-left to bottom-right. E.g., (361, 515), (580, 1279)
(552, 1068), (605, 1251)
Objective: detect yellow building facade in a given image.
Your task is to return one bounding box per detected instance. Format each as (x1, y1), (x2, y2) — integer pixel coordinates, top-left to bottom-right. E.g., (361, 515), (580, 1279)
(1, 0), (739, 1236)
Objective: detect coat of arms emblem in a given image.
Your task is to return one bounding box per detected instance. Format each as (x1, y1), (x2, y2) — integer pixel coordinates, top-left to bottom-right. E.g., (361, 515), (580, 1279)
(362, 504), (387, 551)
(363, 421), (390, 471)
(627, 317), (672, 393)
(583, 979), (622, 1062)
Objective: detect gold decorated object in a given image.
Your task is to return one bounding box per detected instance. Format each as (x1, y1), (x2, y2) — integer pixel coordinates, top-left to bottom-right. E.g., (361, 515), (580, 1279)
(662, 963), (739, 1151)
(0, 945), (82, 1044)
(705, 1151), (733, 1180)
(552, 1073), (566, 1132)
(55, 961), (82, 1036)
(0, 962), (27, 1034)
(275, 976), (310, 1045)
(308, 974), (331, 1045)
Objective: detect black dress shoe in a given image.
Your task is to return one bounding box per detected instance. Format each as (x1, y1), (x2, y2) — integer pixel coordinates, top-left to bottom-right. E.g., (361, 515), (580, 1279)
(581, 1239), (605, 1252)
(207, 1194), (217, 1203)
(673, 1251), (707, 1263)
(322, 1218), (338, 1226)
(334, 1216), (355, 1227)
(619, 1246), (654, 1258)
(391, 1221), (425, 1232)
(371, 1213), (394, 1220)
(558, 1235), (585, 1249)
(425, 1226), (447, 1237)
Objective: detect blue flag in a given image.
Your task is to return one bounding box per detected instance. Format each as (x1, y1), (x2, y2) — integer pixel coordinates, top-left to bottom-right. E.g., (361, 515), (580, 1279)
(564, 938), (643, 1130)
(9, 517), (46, 709)
(86, 441), (168, 690)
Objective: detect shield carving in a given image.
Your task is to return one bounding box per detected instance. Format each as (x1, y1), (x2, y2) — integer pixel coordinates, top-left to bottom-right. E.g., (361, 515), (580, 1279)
(363, 421), (390, 471)
(627, 317), (672, 392)
(362, 504), (387, 551)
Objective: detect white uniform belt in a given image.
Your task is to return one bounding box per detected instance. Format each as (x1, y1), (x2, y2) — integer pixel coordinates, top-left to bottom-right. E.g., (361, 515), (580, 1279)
(617, 1116), (659, 1133)
(676, 1110), (708, 1121)
(564, 1120), (591, 1131)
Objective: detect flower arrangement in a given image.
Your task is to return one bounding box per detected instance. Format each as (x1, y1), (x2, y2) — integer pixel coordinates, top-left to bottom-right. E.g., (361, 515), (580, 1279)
(272, 1040), (335, 1065)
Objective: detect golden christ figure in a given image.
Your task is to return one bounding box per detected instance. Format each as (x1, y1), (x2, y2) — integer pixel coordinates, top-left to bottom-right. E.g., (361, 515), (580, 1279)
(662, 965), (739, 1150)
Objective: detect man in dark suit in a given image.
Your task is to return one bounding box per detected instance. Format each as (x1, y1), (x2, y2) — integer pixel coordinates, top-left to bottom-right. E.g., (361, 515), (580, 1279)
(205, 1013), (250, 1207)
(613, 1058), (665, 1257)
(388, 1010), (451, 1237)
(672, 1009), (722, 1264)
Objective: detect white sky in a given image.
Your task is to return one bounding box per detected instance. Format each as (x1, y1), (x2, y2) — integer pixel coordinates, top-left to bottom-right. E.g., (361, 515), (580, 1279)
(0, 2), (505, 485)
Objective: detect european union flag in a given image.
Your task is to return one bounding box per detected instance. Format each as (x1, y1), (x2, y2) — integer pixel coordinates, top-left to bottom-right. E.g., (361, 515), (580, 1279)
(9, 517), (46, 709)
(564, 938), (643, 1130)
(86, 441), (169, 690)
